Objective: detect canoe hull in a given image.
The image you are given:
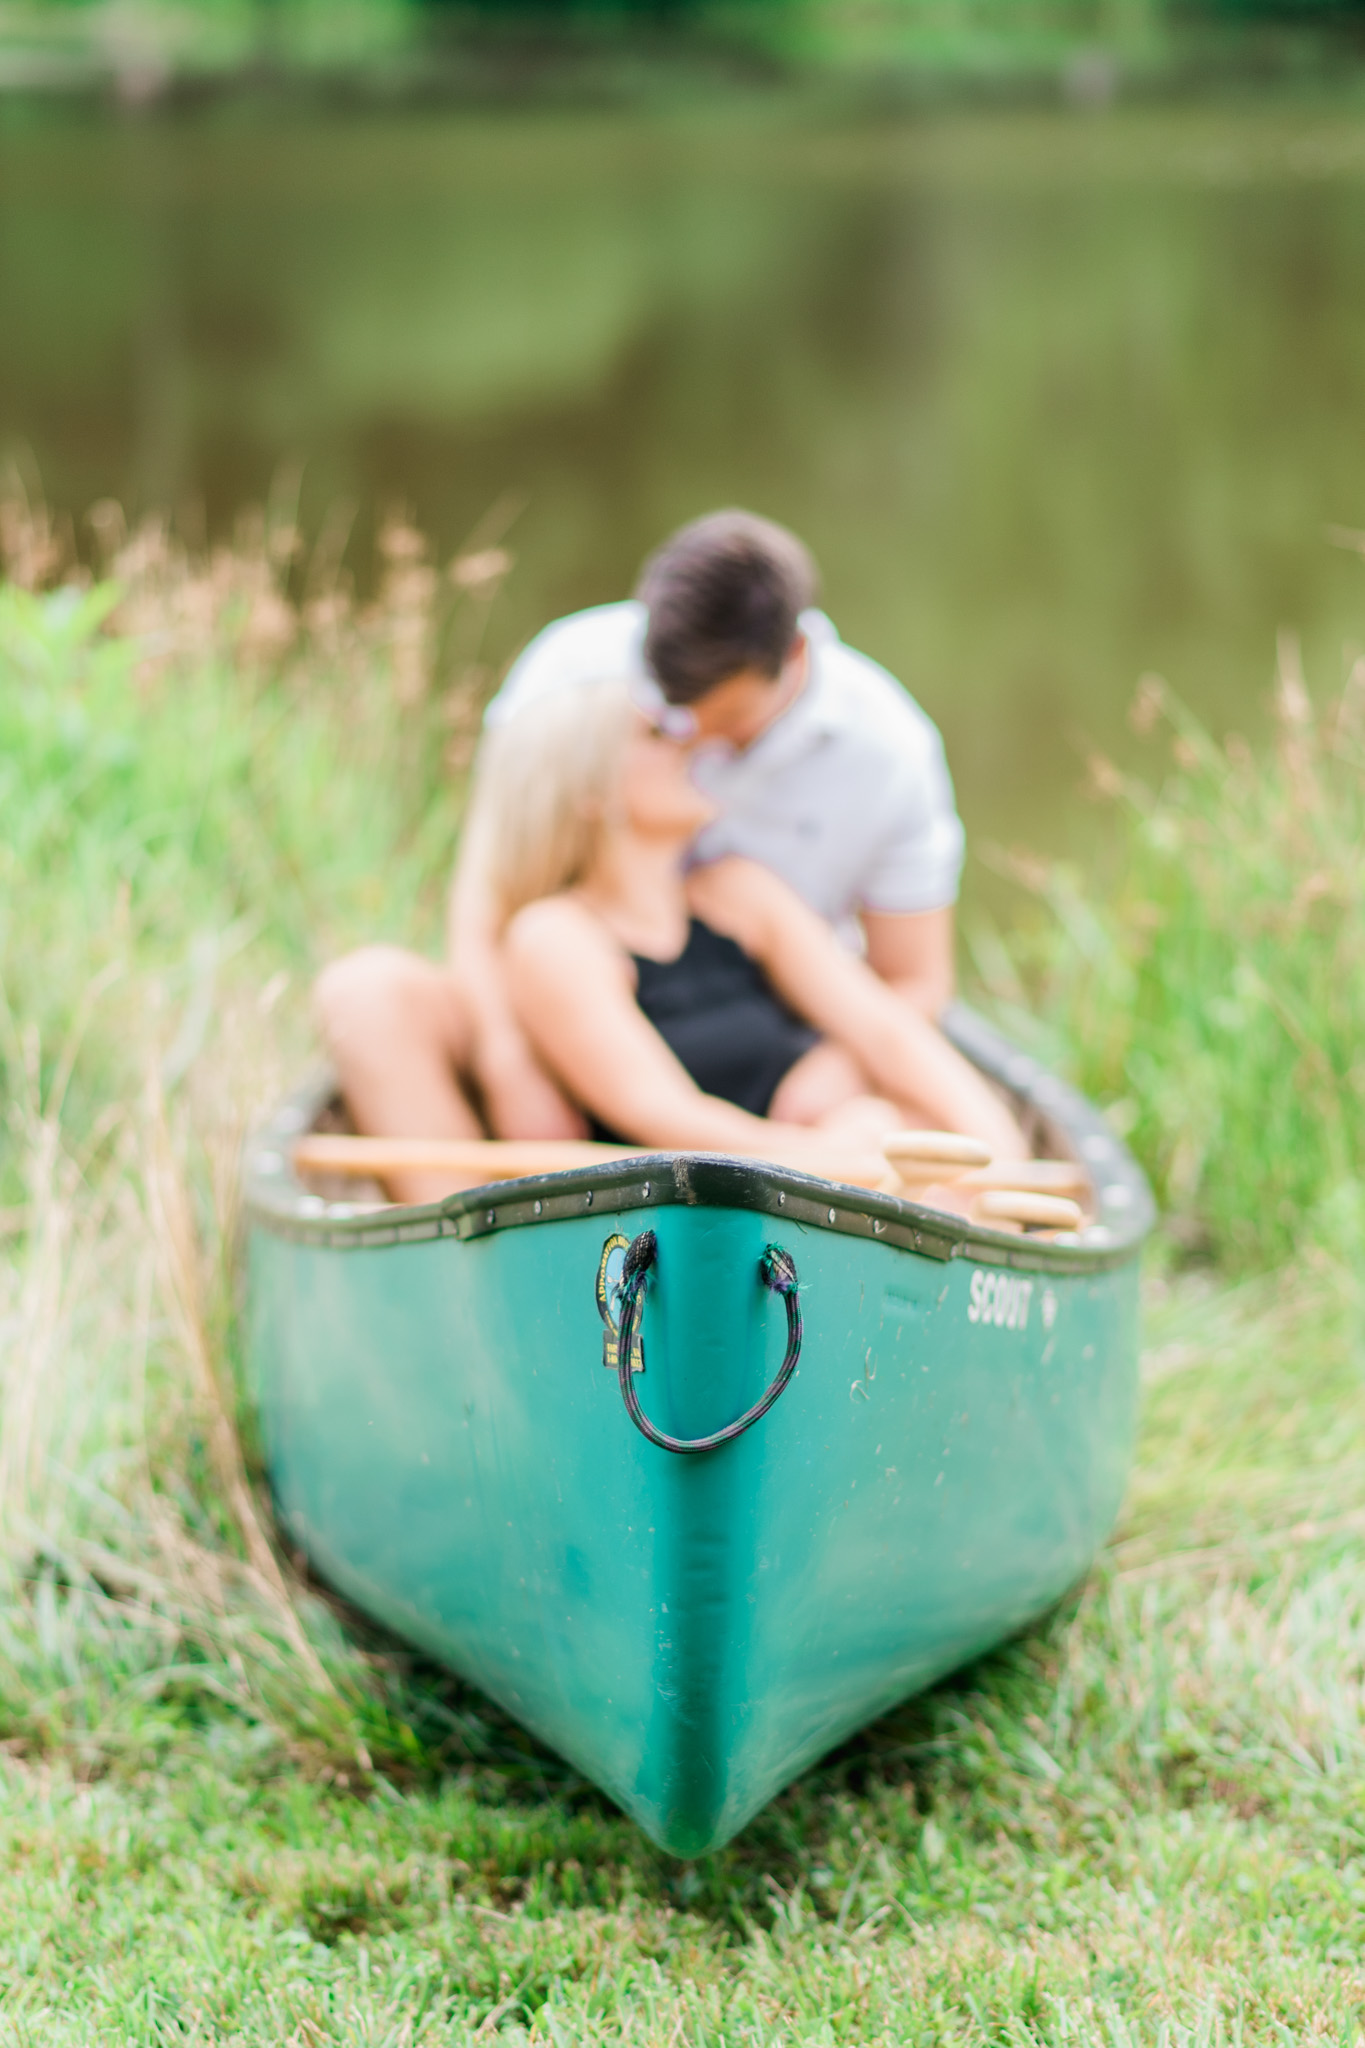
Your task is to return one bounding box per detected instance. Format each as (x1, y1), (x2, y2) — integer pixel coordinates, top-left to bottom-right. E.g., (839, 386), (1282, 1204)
(249, 1149), (1141, 1854)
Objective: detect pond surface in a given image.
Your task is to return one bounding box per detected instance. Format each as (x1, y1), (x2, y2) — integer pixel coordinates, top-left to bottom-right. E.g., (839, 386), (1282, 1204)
(5, 93), (1365, 888)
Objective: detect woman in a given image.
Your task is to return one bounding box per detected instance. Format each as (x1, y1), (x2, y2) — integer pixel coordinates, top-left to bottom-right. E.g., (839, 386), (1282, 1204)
(475, 677), (1026, 1183)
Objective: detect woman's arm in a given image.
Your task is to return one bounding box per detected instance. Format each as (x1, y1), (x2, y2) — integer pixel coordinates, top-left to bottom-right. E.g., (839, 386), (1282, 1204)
(502, 898), (884, 1181)
(688, 859), (1027, 1162)
(447, 781), (589, 1138)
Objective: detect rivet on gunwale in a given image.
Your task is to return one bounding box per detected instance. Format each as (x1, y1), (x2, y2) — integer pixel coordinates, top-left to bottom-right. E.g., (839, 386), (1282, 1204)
(828, 1207), (836, 1224)
(585, 1190), (594, 1208)
(533, 1199), (542, 1215)
(486, 1210), (496, 1226)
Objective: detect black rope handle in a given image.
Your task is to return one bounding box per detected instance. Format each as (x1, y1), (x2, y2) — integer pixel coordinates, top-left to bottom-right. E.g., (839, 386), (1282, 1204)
(614, 1229), (802, 1456)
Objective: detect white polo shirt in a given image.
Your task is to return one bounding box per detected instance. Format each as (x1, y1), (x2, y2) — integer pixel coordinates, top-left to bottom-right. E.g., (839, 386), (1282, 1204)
(486, 600), (964, 925)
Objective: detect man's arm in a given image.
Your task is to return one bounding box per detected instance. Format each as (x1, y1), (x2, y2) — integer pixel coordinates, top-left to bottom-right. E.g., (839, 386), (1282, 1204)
(690, 860), (1022, 1161)
(862, 905), (956, 1020)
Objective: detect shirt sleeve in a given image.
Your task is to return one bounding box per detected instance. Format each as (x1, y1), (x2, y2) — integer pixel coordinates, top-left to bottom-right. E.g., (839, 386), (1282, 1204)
(484, 602), (646, 727)
(483, 619), (564, 727)
(855, 720), (966, 915)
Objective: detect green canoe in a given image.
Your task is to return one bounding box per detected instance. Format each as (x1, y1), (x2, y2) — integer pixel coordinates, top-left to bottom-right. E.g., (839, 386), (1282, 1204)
(244, 1006), (1153, 1857)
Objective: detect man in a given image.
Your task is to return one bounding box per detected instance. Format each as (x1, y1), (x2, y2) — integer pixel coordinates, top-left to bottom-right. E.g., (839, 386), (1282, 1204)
(316, 509), (964, 1157)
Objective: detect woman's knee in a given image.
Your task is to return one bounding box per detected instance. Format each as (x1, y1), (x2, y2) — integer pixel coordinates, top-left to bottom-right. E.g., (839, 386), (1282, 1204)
(314, 945), (437, 1048)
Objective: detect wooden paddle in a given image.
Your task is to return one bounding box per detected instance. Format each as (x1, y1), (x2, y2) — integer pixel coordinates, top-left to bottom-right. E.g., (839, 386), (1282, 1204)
(878, 1131), (1091, 1228)
(291, 1133), (887, 1190)
(292, 1132), (1088, 1217)
(292, 1135), (648, 1182)
(881, 1131), (992, 1180)
(958, 1160), (1090, 1198)
(971, 1189), (1085, 1232)
(880, 1131), (1089, 1198)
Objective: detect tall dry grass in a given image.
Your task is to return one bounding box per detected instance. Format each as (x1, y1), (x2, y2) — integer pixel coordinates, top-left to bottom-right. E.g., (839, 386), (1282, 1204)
(0, 480), (503, 1772)
(976, 626), (1365, 1271)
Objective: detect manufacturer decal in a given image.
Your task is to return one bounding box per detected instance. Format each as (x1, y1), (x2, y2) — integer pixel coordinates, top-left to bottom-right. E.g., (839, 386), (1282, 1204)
(596, 1233), (645, 1373)
(967, 1269), (1034, 1331)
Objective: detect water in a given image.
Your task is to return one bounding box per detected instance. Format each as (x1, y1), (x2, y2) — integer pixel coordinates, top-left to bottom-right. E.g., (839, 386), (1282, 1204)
(5, 93), (1365, 882)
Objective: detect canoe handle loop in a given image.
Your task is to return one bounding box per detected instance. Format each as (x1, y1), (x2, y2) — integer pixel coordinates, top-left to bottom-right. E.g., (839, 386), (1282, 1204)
(614, 1230), (802, 1456)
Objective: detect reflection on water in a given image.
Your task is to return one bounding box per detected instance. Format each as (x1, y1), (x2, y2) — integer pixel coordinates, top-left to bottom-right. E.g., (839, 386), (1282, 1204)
(4, 97), (1365, 873)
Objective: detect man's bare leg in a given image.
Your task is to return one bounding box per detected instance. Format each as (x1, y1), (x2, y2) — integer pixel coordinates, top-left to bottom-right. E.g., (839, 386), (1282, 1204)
(314, 945), (485, 1205)
(769, 1041), (877, 1127)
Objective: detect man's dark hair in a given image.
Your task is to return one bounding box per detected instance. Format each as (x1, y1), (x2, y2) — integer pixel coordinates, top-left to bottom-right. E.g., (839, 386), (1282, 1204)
(636, 510), (818, 706)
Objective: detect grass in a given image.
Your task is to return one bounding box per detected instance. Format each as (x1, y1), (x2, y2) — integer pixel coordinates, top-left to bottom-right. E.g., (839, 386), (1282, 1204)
(1, 1265), (1364, 2040)
(973, 619), (1365, 1274)
(3, 487), (1365, 2039)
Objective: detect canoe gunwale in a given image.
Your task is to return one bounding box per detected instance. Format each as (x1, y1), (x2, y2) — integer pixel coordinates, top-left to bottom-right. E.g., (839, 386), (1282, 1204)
(243, 1003), (1154, 1276)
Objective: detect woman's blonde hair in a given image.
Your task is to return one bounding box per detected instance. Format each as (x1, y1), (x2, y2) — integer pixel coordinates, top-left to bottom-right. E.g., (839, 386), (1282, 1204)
(469, 676), (633, 927)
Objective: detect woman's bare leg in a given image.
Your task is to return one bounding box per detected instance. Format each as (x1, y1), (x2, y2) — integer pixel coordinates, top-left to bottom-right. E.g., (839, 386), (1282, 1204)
(314, 945), (484, 1205)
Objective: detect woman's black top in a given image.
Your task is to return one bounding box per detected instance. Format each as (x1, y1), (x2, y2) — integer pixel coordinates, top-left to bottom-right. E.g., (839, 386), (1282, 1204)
(591, 919), (817, 1140)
